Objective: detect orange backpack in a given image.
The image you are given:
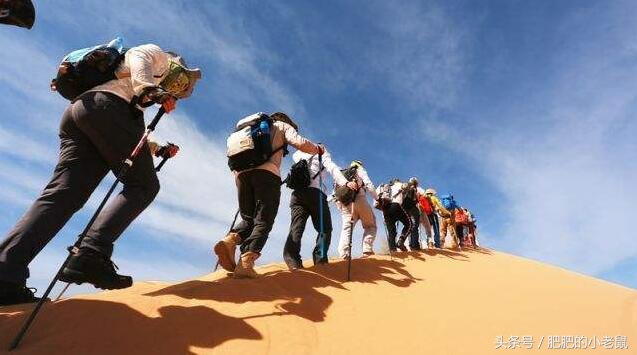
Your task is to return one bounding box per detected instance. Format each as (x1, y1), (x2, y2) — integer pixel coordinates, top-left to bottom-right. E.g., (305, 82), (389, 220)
(418, 195), (433, 215)
(454, 208), (469, 225)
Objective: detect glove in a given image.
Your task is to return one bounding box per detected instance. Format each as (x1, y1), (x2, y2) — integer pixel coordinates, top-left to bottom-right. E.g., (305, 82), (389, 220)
(145, 87), (177, 113)
(155, 143), (180, 159)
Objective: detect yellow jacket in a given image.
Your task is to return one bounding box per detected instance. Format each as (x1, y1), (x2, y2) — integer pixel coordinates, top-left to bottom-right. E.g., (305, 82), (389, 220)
(429, 195), (451, 217)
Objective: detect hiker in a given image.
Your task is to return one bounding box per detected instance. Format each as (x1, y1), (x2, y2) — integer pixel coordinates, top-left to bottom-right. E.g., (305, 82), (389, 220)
(461, 207), (478, 247)
(215, 112), (323, 279)
(416, 186), (436, 248)
(439, 194), (461, 249)
(377, 178), (412, 252)
(0, 0), (35, 29)
(403, 178), (422, 251)
(423, 188), (445, 248)
(454, 206), (471, 247)
(334, 160), (378, 259)
(0, 43), (199, 306)
(283, 148), (356, 270)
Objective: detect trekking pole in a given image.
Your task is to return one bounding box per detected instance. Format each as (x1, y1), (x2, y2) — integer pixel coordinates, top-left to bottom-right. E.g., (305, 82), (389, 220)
(53, 145), (178, 302)
(383, 220), (393, 261)
(9, 107), (167, 351)
(213, 208), (240, 272)
(346, 191), (358, 282)
(318, 151), (327, 261)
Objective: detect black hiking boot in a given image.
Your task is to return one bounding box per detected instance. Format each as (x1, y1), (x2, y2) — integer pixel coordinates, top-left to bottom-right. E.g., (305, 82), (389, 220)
(0, 281), (46, 306)
(60, 248), (132, 290)
(397, 237), (408, 251)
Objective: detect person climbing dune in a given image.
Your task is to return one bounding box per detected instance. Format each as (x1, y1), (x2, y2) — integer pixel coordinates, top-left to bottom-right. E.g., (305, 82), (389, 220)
(282, 147), (355, 270)
(216, 112), (323, 279)
(0, 42), (200, 306)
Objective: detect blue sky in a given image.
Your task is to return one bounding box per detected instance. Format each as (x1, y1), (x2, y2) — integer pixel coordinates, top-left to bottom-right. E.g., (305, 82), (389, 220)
(1, 0), (636, 295)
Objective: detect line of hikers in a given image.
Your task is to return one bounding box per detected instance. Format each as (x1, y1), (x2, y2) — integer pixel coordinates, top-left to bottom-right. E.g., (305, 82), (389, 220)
(215, 118), (480, 278)
(0, 40), (477, 307)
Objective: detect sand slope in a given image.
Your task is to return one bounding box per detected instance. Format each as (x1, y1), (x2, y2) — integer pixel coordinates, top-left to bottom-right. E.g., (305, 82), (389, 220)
(1, 249), (635, 354)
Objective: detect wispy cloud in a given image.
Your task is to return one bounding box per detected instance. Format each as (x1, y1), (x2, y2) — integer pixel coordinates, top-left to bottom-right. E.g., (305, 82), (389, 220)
(412, 2), (637, 277)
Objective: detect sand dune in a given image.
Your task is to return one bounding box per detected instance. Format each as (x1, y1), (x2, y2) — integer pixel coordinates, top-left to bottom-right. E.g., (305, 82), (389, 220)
(1, 248), (635, 354)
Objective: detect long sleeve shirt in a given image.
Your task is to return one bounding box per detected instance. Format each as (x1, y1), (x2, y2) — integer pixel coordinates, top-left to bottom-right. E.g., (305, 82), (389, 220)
(428, 194), (450, 216)
(390, 182), (404, 204)
(293, 149), (348, 190)
(89, 44), (171, 106)
(355, 166), (378, 200)
(241, 119), (319, 177)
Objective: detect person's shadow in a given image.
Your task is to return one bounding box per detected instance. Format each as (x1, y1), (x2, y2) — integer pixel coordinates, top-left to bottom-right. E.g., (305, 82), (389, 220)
(0, 300), (261, 354)
(146, 257), (419, 323)
(0, 257), (419, 353)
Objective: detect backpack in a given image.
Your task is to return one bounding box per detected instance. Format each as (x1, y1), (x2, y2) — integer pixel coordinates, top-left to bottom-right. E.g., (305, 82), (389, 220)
(283, 155), (323, 190)
(441, 194), (458, 211)
(226, 113), (287, 172)
(418, 195), (433, 215)
(402, 185), (417, 209)
(333, 166), (358, 204)
(51, 37), (127, 101)
(0, 0), (35, 29)
(341, 166), (358, 182)
(454, 208), (469, 225)
(374, 183), (392, 210)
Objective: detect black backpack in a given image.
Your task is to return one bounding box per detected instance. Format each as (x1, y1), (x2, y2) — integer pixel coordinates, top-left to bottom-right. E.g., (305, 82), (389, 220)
(51, 38), (128, 101)
(402, 185), (417, 209)
(283, 155), (323, 190)
(333, 166), (358, 204)
(0, 0), (35, 29)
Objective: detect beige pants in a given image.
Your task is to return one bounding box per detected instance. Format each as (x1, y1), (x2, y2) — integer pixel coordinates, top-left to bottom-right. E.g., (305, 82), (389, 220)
(439, 210), (460, 248)
(337, 193), (377, 258)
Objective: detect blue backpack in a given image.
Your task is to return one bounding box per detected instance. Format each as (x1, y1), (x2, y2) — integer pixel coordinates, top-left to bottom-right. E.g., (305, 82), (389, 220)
(226, 113), (288, 172)
(51, 37), (127, 101)
(441, 194), (458, 210)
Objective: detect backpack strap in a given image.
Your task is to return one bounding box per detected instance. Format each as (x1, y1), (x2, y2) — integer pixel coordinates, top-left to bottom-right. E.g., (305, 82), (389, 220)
(306, 154), (325, 180)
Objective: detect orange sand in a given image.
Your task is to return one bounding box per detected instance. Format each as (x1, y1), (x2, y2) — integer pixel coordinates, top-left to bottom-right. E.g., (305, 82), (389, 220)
(1, 249), (635, 354)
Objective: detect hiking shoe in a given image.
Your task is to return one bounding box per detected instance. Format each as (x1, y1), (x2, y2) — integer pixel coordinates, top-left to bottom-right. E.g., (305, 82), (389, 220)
(361, 251), (375, 258)
(233, 251), (259, 279)
(60, 248), (132, 290)
(286, 260), (304, 271)
(0, 281), (47, 306)
(214, 232), (241, 272)
(397, 237), (408, 251)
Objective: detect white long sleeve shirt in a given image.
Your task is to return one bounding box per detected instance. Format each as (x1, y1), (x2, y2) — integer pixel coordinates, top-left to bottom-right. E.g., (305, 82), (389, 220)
(293, 149), (347, 190)
(390, 182), (404, 204)
(354, 166), (378, 200)
(89, 44), (171, 106)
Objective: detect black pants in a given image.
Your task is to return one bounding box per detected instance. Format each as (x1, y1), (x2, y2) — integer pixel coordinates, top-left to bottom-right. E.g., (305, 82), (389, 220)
(0, 92), (159, 284)
(383, 203), (412, 251)
(455, 224), (465, 246)
(405, 205), (421, 250)
(283, 187), (332, 268)
(232, 169), (282, 255)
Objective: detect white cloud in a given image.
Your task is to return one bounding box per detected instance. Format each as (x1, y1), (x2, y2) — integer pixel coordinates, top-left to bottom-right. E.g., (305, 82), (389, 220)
(412, 2), (637, 277)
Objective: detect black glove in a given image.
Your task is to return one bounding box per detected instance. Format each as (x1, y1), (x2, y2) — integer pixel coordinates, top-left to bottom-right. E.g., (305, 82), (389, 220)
(145, 87), (174, 105)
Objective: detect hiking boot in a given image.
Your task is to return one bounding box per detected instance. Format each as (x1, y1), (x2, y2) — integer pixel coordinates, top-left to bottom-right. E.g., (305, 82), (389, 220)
(427, 242), (434, 249)
(361, 251), (375, 258)
(60, 248), (132, 290)
(233, 251), (259, 279)
(0, 281), (46, 306)
(214, 232), (241, 272)
(397, 237), (408, 251)
(286, 259), (304, 271)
